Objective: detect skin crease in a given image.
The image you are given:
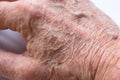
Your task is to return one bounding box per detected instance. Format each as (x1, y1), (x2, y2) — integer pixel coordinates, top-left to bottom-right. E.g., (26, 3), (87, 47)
(1, 0), (120, 80)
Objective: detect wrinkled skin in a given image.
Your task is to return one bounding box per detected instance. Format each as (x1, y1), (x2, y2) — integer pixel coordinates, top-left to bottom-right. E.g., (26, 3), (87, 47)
(0, 0), (120, 80)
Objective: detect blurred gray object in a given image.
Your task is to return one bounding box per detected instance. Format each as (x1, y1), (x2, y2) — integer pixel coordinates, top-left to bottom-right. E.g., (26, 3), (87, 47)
(0, 30), (26, 53)
(0, 77), (8, 80)
(0, 30), (26, 80)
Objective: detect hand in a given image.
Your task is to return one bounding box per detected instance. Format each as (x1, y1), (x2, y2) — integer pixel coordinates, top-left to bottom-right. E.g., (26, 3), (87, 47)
(0, 0), (120, 80)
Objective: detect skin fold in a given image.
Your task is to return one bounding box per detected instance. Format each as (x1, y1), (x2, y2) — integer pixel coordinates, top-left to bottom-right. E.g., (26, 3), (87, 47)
(0, 0), (120, 80)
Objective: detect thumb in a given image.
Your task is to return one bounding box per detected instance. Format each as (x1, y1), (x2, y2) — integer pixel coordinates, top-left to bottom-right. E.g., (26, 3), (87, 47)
(0, 50), (49, 80)
(0, 1), (33, 40)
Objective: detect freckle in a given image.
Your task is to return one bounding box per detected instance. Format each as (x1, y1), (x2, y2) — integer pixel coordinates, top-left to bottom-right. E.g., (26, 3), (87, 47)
(71, 11), (88, 23)
(108, 32), (119, 40)
(112, 35), (118, 40)
(75, 13), (87, 19)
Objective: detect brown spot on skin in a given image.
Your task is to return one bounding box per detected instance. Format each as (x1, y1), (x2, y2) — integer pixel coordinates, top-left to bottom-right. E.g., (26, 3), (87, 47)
(73, 12), (87, 21)
(108, 32), (119, 41)
(112, 35), (119, 40)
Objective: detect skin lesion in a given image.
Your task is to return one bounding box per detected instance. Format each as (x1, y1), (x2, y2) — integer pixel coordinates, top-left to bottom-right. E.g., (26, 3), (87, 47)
(24, 1), (120, 80)
(25, 2), (94, 80)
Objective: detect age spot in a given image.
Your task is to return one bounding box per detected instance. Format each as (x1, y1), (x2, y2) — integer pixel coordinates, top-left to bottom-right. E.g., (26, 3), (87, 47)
(71, 11), (88, 25)
(74, 12), (87, 20)
(108, 32), (119, 41)
(112, 35), (118, 40)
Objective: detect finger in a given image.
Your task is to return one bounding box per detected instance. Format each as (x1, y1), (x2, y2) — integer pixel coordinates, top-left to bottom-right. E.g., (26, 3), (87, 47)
(0, 50), (49, 80)
(0, 1), (32, 39)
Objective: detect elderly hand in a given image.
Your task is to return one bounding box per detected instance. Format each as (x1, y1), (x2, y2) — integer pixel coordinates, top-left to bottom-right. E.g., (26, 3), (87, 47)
(0, 0), (120, 80)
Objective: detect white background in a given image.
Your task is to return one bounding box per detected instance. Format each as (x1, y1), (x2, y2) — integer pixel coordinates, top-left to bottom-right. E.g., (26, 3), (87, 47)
(91, 0), (120, 27)
(0, 0), (120, 80)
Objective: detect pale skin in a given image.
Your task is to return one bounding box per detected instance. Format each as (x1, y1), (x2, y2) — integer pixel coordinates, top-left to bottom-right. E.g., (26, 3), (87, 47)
(0, 0), (120, 80)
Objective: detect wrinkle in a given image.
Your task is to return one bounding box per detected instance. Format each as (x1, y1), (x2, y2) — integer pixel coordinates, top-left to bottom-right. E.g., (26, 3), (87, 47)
(93, 41), (118, 80)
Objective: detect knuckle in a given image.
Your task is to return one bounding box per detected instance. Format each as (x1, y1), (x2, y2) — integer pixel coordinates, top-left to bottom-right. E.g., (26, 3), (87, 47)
(50, 61), (81, 80)
(14, 58), (39, 80)
(14, 58), (50, 80)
